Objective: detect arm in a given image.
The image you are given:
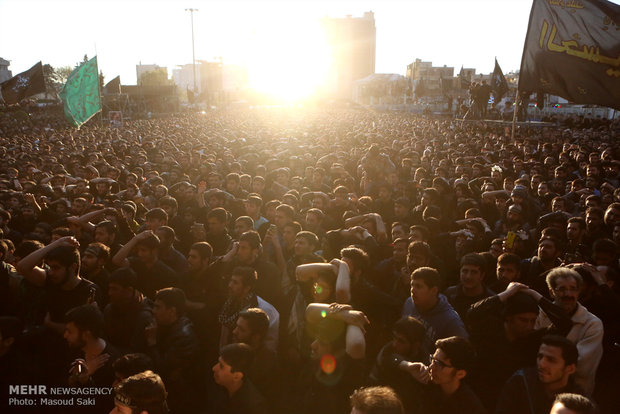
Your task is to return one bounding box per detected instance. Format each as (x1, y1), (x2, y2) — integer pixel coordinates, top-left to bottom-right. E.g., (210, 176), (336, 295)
(112, 231), (153, 268)
(295, 263), (335, 282)
(333, 259), (351, 304)
(346, 325), (366, 360)
(16, 236), (80, 287)
(22, 193), (42, 215)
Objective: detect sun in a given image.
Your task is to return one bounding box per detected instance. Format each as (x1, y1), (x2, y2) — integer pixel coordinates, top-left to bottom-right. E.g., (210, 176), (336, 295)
(245, 18), (331, 102)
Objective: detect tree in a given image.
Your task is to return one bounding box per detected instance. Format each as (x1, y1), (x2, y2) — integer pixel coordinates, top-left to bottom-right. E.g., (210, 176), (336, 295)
(139, 68), (173, 86)
(42, 64), (73, 98)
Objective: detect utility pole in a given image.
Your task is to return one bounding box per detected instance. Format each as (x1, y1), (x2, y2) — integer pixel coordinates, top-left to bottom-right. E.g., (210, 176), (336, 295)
(185, 8), (198, 95)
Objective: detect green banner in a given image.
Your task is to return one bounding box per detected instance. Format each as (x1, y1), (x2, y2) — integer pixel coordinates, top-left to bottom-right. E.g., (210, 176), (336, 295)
(59, 56), (101, 128)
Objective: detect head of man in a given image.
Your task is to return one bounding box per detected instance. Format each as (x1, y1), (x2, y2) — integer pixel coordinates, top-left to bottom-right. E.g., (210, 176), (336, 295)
(64, 304), (104, 350)
(429, 336), (475, 390)
(243, 196), (262, 220)
(135, 233), (160, 266)
(410, 267), (440, 311)
(212, 343), (253, 391)
(111, 370), (168, 414)
(391, 238), (409, 266)
(228, 266), (257, 300)
(349, 386), (404, 414)
(112, 353), (154, 388)
(282, 221), (302, 248)
(187, 242), (212, 273)
(294, 231), (319, 257)
(305, 209), (324, 232)
(538, 237), (561, 265)
(459, 253), (486, 294)
(549, 393), (597, 414)
(496, 253), (521, 285)
(232, 308), (269, 348)
(81, 242), (110, 276)
(154, 226), (176, 252)
(391, 316), (425, 357)
(95, 221), (117, 246)
(236, 231), (261, 264)
(537, 335), (578, 391)
(585, 207), (604, 232)
(547, 268), (582, 313)
(108, 268), (139, 306)
(207, 208), (228, 236)
(566, 218), (586, 243)
(45, 245), (80, 287)
(340, 246), (370, 283)
(153, 288), (185, 327)
(274, 204), (294, 230)
(234, 216), (254, 239)
(145, 208), (168, 232)
(503, 292), (539, 340)
(409, 225), (429, 243)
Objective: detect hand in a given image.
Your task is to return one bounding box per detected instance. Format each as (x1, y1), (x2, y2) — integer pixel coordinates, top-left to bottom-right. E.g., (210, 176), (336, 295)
(23, 193), (36, 203)
(103, 207), (118, 216)
(66, 216), (81, 225)
(329, 258), (344, 274)
(69, 359), (90, 384)
(223, 242), (239, 262)
(401, 361), (430, 384)
(328, 303), (352, 314)
(54, 236), (80, 249)
(145, 323), (158, 346)
(84, 353), (109, 375)
(581, 263), (607, 285)
(335, 308), (370, 332)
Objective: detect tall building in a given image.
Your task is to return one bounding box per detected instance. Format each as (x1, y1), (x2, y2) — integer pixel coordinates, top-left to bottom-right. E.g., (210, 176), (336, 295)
(406, 59), (455, 97)
(322, 11), (376, 100)
(0, 58), (12, 83)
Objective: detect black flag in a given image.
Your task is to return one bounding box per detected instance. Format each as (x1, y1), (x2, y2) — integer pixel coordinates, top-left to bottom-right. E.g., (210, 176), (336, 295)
(519, 0), (620, 110)
(459, 66), (470, 89)
(0, 61), (46, 105)
(491, 58), (509, 102)
(104, 76), (121, 94)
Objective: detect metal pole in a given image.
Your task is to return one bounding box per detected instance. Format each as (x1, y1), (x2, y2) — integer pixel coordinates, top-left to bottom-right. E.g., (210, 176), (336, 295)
(185, 8), (199, 94)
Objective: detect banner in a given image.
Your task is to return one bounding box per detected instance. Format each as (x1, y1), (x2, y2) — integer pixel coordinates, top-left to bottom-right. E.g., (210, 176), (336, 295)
(59, 56), (102, 128)
(492, 58), (509, 102)
(0, 61), (46, 104)
(519, 0), (620, 109)
(104, 76), (121, 95)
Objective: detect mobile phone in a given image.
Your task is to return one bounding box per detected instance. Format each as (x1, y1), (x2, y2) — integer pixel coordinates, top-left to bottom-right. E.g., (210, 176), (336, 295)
(506, 231), (517, 249)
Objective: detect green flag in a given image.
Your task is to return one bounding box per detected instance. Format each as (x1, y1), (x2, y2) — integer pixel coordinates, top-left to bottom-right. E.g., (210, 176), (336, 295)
(59, 56), (101, 128)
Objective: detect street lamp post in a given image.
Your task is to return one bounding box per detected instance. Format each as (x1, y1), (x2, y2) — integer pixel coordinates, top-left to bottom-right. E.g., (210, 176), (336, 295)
(185, 8), (198, 96)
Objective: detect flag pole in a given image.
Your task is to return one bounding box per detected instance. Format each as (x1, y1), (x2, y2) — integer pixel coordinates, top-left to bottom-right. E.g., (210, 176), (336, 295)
(511, 92), (519, 141)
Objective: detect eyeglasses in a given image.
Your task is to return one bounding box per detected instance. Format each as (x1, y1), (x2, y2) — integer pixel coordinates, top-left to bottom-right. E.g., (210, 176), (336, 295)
(553, 287), (579, 294)
(429, 354), (453, 369)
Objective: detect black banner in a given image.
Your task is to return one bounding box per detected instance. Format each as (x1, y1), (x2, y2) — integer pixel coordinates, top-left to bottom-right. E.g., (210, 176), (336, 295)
(0, 61), (46, 105)
(492, 58), (509, 101)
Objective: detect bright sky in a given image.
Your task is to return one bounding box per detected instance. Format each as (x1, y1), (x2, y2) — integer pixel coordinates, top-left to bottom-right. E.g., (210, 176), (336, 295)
(1, 0), (618, 98)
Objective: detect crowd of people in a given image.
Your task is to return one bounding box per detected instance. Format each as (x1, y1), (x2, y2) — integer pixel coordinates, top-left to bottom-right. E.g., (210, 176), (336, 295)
(0, 105), (618, 414)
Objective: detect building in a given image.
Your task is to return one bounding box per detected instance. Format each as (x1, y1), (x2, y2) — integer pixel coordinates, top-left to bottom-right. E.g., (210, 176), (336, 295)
(136, 64), (167, 85)
(406, 59), (455, 97)
(0, 58), (12, 83)
(173, 60), (248, 104)
(322, 11), (376, 100)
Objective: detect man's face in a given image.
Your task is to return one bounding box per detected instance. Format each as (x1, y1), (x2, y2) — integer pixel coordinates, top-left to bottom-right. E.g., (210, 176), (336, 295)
(282, 226), (296, 247)
(108, 283), (133, 305)
(305, 212), (320, 230)
(251, 179), (265, 193)
(153, 299), (174, 326)
(244, 201), (259, 218)
(294, 237), (313, 257)
(228, 275), (248, 298)
(207, 217), (226, 235)
(63, 322), (86, 349)
(94, 227), (114, 246)
(235, 241), (255, 264)
(566, 222), (583, 241)
(410, 277), (436, 308)
(232, 316), (252, 344)
(505, 312), (538, 339)
(311, 197), (325, 210)
(586, 212), (602, 230)
(552, 198), (565, 212)
(538, 240), (558, 262)
(429, 348), (456, 385)
(146, 218), (165, 232)
(537, 344), (574, 386)
(394, 203), (408, 218)
(187, 249), (206, 272)
(136, 246), (156, 265)
(460, 264), (484, 291)
(212, 357), (236, 387)
(80, 252), (100, 275)
(234, 221), (252, 238)
(274, 211), (290, 229)
(46, 260), (72, 285)
(391, 331), (412, 356)
(391, 225), (406, 241)
(550, 276), (580, 313)
(496, 262), (519, 284)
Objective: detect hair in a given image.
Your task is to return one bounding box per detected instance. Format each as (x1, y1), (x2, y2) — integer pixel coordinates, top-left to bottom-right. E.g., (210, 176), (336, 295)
(546, 267), (583, 291)
(497, 252), (521, 268)
(109, 267), (138, 288)
(435, 336), (476, 373)
(14, 239), (44, 260)
(306, 208), (324, 222)
(113, 353), (155, 380)
(541, 335), (579, 366)
(283, 221), (303, 235)
(145, 208), (168, 222)
(239, 230), (261, 250)
(340, 246), (370, 274)
(65, 304), (104, 339)
(95, 220), (117, 236)
(592, 238), (616, 255)
(296, 231), (319, 249)
(207, 207), (228, 223)
(460, 252), (486, 273)
(159, 197), (177, 211)
(84, 242), (110, 261)
(46, 245), (81, 270)
(238, 308), (270, 340)
(275, 203), (295, 219)
(392, 316), (425, 346)
(567, 216), (586, 230)
(409, 225), (430, 241)
(190, 242), (213, 261)
(220, 343), (254, 376)
(155, 288), (186, 316)
(235, 216), (254, 228)
(411, 267), (441, 289)
(155, 226), (175, 245)
(114, 371), (168, 414)
(553, 393), (597, 414)
(246, 195), (263, 208)
(231, 266), (258, 290)
(135, 232), (160, 251)
(349, 386), (404, 414)
(52, 227), (73, 238)
(408, 241), (431, 258)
